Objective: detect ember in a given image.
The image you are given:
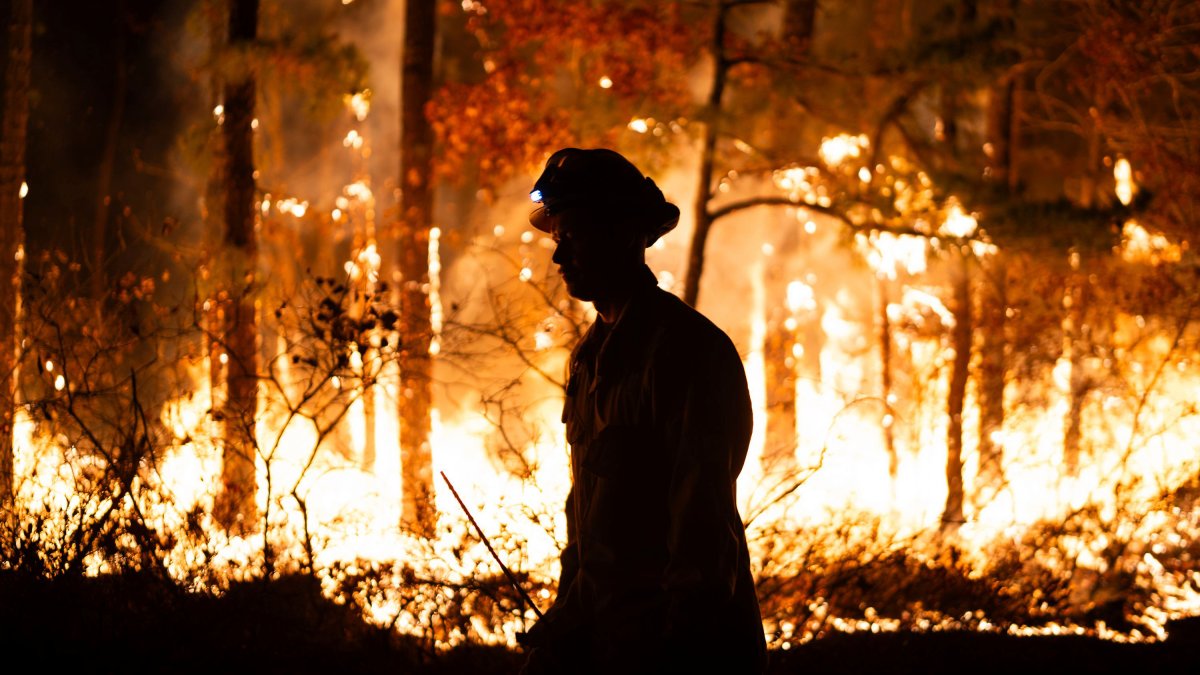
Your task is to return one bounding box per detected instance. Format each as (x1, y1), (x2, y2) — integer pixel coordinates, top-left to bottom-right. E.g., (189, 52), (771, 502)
(2, 0), (1198, 669)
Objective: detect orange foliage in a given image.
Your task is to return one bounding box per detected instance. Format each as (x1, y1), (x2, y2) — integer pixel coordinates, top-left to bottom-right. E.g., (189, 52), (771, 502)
(429, 0), (697, 189)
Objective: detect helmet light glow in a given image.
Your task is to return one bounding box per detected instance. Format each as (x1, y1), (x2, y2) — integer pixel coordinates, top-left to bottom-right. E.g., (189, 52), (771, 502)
(530, 189), (543, 203)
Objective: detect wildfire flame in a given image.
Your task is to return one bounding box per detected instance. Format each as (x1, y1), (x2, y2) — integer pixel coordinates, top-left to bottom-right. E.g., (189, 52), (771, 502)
(8, 22), (1199, 655)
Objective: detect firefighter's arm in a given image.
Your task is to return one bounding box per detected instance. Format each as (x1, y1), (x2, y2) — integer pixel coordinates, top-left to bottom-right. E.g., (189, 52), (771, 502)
(659, 339), (752, 640)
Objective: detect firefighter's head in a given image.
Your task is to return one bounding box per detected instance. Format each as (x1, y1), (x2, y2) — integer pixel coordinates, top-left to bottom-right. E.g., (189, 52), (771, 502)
(529, 148), (679, 302)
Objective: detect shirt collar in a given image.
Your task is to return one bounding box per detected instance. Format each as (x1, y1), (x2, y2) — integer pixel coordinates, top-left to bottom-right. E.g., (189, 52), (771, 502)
(590, 265), (660, 378)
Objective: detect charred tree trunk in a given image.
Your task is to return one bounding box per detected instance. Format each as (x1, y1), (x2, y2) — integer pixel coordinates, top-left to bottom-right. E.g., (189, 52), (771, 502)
(762, 315), (798, 472)
(1062, 265), (1090, 475)
(762, 251), (799, 473)
(759, 0), (818, 474)
(976, 68), (1019, 492)
(0, 0), (32, 506)
(1061, 116), (1105, 475)
(398, 0), (437, 536)
(215, 0), (260, 530)
(943, 253), (971, 529)
(92, 0), (127, 302)
(784, 0), (817, 52)
(879, 277), (898, 477)
(940, 60), (969, 529)
(203, 2), (227, 435)
(799, 304), (823, 384)
(682, 1), (730, 308)
(976, 254), (1006, 488)
(361, 366), (377, 471)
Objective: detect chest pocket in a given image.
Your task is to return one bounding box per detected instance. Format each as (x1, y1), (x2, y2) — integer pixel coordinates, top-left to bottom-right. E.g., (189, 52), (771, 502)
(583, 424), (670, 482)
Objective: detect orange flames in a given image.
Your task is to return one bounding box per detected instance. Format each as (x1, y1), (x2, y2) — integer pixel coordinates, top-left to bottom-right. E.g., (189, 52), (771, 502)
(6, 89), (1199, 655)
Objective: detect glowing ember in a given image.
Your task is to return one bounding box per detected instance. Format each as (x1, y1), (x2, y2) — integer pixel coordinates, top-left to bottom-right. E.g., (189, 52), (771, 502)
(1114, 157), (1135, 205)
(344, 180), (373, 201)
(785, 280), (816, 313)
(1121, 221), (1181, 264)
(346, 90), (371, 121)
(940, 200), (978, 238)
(819, 133), (868, 167)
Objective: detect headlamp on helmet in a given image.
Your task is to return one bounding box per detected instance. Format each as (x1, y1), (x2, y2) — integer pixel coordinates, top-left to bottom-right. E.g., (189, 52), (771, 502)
(527, 148), (680, 246)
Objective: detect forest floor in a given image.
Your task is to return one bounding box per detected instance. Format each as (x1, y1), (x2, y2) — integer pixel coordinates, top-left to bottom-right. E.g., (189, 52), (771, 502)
(1, 570), (1194, 674)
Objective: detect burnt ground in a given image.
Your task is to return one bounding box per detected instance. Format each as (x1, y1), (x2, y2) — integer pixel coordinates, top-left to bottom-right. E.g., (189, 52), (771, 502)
(0, 571), (1194, 674)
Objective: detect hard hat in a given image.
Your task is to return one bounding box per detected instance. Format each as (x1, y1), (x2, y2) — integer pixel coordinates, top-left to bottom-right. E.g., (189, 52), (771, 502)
(528, 148), (680, 246)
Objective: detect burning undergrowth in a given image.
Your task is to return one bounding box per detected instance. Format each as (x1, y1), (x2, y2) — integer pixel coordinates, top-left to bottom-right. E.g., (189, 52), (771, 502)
(755, 497), (1200, 649)
(1, 242), (1198, 662)
(7, 1), (1200, 670)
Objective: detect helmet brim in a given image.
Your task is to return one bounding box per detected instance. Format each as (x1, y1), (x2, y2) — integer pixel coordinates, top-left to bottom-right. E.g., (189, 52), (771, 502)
(529, 204), (552, 233)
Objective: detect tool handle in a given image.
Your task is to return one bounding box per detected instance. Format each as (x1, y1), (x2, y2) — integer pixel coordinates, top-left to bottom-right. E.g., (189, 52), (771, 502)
(440, 471), (545, 620)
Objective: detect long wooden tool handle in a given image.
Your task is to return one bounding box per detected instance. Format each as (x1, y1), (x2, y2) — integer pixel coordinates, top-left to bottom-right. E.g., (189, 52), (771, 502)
(440, 471), (545, 619)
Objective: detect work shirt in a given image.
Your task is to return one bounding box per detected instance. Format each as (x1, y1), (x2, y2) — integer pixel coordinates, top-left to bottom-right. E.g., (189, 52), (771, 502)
(539, 266), (766, 674)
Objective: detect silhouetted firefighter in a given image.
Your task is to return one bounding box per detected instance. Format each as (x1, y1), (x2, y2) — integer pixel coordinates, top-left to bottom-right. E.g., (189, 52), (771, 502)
(518, 149), (766, 675)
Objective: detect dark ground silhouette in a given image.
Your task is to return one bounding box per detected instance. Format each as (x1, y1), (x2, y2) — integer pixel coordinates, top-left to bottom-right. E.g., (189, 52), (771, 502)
(1, 571), (1194, 674)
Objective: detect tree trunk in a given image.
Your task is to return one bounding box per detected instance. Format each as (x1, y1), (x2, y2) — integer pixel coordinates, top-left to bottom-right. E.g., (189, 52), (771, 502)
(942, 253), (971, 529)
(0, 0), (32, 506)
(204, 4), (226, 419)
(1062, 265), (1089, 475)
(976, 68), (1019, 492)
(976, 254), (1006, 488)
(762, 254), (799, 474)
(361, 368), (377, 471)
(681, 1), (730, 308)
(940, 58), (969, 529)
(92, 0), (127, 302)
(784, 0), (817, 52)
(758, 0), (819, 474)
(879, 277), (898, 477)
(1061, 101), (1105, 475)
(398, 0), (437, 536)
(215, 0), (260, 530)
(799, 304), (823, 383)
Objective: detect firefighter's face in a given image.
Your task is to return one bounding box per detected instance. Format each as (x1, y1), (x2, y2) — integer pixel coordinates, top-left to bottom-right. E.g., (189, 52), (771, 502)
(549, 209), (642, 302)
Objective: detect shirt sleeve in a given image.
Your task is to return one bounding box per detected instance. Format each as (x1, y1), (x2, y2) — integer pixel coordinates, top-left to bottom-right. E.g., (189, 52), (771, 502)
(657, 334), (754, 637)
(544, 353), (584, 630)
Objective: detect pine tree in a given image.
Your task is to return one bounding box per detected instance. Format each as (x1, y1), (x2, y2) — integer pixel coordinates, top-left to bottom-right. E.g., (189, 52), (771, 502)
(0, 0), (32, 505)
(398, 0), (437, 536)
(215, 0), (261, 530)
